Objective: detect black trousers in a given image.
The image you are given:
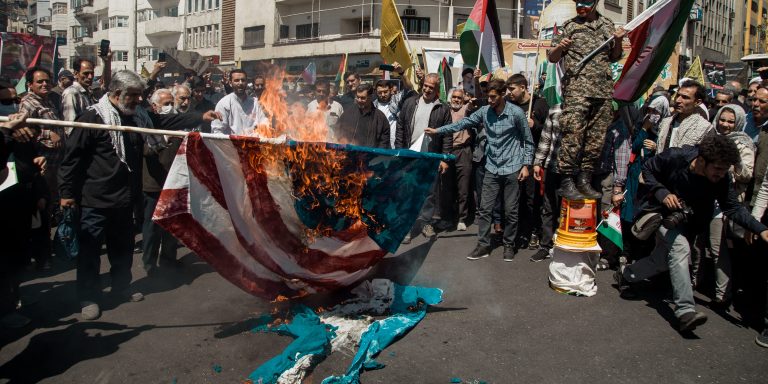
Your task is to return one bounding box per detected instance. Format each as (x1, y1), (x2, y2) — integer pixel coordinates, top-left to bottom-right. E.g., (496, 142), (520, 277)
(77, 206), (134, 302)
(141, 192), (179, 271)
(0, 184), (33, 316)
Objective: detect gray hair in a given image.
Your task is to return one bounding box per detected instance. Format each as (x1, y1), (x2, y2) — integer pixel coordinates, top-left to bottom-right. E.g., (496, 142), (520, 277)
(150, 88), (173, 106)
(448, 87), (465, 97)
(425, 73), (441, 83)
(108, 70), (146, 96)
(172, 84), (191, 97)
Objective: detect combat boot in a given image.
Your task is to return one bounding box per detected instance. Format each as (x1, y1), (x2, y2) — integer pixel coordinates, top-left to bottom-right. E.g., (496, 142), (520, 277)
(575, 172), (602, 200)
(557, 176), (585, 201)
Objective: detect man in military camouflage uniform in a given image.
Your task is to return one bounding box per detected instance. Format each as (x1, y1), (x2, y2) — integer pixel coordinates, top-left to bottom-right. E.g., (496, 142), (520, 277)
(548, 0), (625, 200)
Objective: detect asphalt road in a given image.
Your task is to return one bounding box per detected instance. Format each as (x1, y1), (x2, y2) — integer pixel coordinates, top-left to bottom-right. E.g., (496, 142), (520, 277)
(1, 225), (766, 384)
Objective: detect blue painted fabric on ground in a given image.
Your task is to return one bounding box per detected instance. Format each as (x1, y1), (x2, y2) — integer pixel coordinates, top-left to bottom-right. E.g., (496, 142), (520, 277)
(322, 284), (443, 384)
(248, 306), (337, 384)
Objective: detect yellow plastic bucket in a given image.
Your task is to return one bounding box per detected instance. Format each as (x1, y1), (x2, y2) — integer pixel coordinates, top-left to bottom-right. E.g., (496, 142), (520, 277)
(555, 198), (598, 249)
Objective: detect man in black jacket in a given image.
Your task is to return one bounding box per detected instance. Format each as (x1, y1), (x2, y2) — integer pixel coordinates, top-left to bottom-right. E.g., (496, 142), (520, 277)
(335, 83), (390, 148)
(59, 70), (218, 320)
(396, 73), (452, 242)
(615, 134), (768, 332)
(506, 74), (549, 250)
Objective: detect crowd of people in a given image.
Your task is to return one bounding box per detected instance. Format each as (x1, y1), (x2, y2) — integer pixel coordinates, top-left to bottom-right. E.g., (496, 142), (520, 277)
(1, 16), (768, 352)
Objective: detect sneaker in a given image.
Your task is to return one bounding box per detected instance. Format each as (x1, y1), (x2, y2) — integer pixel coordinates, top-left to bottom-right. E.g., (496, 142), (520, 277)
(755, 329), (768, 348)
(467, 245), (491, 260)
(80, 302), (101, 320)
(527, 234), (540, 250)
(613, 267), (637, 300)
(0, 312), (31, 328)
(502, 246), (516, 262)
(709, 298), (731, 313)
(529, 248), (551, 262)
(678, 311), (708, 332)
(421, 224), (436, 239)
(401, 234), (412, 244)
(456, 222), (467, 231)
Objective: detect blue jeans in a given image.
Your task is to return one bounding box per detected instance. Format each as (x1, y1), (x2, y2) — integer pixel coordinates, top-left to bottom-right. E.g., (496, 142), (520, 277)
(77, 206), (134, 302)
(477, 171), (521, 248)
(622, 225), (695, 318)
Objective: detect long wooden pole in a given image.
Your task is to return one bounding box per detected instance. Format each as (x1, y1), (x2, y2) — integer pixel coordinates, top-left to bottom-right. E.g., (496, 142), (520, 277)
(0, 116), (291, 143)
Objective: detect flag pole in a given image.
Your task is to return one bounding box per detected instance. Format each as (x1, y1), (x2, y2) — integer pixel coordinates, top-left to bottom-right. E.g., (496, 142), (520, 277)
(476, 30), (485, 70)
(528, 0), (548, 117)
(573, 0), (673, 71)
(0, 116), (288, 142)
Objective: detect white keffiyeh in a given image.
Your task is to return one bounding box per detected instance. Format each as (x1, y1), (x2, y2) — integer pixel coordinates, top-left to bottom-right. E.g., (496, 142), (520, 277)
(88, 94), (153, 170)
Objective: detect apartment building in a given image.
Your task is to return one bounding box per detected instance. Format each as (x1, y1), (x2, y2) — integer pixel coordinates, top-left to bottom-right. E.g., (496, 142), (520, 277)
(230, 0), (648, 79)
(52, 0), (219, 76)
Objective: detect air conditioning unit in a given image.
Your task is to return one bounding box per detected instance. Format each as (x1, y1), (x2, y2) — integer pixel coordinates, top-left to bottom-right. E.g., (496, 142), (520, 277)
(404, 8), (416, 16)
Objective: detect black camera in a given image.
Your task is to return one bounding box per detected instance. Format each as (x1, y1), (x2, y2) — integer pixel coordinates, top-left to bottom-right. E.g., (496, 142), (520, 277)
(662, 201), (694, 229)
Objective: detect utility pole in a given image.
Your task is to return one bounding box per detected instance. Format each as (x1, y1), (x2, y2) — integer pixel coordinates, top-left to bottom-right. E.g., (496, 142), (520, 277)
(131, 0), (137, 71)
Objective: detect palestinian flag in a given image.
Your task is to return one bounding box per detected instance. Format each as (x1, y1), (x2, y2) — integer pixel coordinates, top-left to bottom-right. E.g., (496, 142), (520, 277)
(613, 0), (695, 102)
(542, 23), (563, 106)
(597, 210), (623, 251)
(459, 0), (504, 74)
(438, 57), (453, 102)
(15, 44), (44, 95)
(334, 53), (348, 93)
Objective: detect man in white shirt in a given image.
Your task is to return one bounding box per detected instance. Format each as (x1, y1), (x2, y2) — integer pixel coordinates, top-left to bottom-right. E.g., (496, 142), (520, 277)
(307, 80), (343, 136)
(211, 69), (268, 135)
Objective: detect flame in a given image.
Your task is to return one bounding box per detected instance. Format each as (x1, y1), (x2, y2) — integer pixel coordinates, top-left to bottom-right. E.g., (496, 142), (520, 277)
(242, 66), (378, 246)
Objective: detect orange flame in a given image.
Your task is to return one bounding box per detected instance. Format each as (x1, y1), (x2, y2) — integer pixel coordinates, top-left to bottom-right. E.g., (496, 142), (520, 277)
(242, 66), (378, 246)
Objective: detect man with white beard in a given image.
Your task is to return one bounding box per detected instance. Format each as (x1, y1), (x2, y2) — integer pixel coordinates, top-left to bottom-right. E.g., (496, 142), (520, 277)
(59, 71), (219, 320)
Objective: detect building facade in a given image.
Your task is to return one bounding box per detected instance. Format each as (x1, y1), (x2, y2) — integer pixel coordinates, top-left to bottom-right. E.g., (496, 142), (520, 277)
(53, 0), (219, 76)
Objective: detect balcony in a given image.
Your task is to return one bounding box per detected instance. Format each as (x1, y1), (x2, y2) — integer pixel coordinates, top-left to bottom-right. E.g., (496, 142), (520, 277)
(144, 17), (182, 37)
(73, 0), (95, 18)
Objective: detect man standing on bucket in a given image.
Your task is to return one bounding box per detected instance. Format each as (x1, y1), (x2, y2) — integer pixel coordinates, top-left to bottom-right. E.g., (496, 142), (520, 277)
(547, 0), (626, 200)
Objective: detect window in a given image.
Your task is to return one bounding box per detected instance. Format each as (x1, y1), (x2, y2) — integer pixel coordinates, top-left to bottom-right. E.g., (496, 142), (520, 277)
(52, 3), (68, 15)
(401, 17), (429, 35)
(243, 25), (265, 47)
(279, 25), (289, 39)
(214, 24), (219, 46)
(208, 26), (213, 48)
(53, 30), (67, 39)
(187, 0), (192, 14)
(109, 16), (129, 28)
(186, 28), (192, 47)
(138, 47), (159, 60)
(208, 0), (212, 9)
(296, 23), (318, 39)
(215, 0), (219, 8)
(167, 7), (178, 17)
(114, 50), (129, 62)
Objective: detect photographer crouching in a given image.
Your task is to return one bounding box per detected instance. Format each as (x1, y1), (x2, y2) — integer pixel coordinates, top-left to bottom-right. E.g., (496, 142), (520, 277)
(614, 134), (768, 332)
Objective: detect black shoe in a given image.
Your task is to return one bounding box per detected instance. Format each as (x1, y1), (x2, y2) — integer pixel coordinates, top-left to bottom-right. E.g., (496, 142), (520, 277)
(613, 267), (637, 299)
(557, 176), (585, 201)
(575, 172), (602, 200)
(756, 329), (768, 348)
(467, 245), (491, 260)
(527, 234), (540, 250)
(709, 298), (731, 313)
(529, 248), (551, 262)
(678, 311), (708, 332)
(502, 246), (516, 262)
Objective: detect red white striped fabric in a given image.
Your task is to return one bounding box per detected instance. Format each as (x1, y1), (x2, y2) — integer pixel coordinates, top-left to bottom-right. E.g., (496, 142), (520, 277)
(153, 133), (387, 299)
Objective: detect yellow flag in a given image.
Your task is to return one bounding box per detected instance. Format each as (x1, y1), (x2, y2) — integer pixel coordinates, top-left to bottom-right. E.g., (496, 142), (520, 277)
(381, 0), (416, 88)
(456, 22), (466, 37)
(684, 56), (705, 85)
(140, 63), (151, 79)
